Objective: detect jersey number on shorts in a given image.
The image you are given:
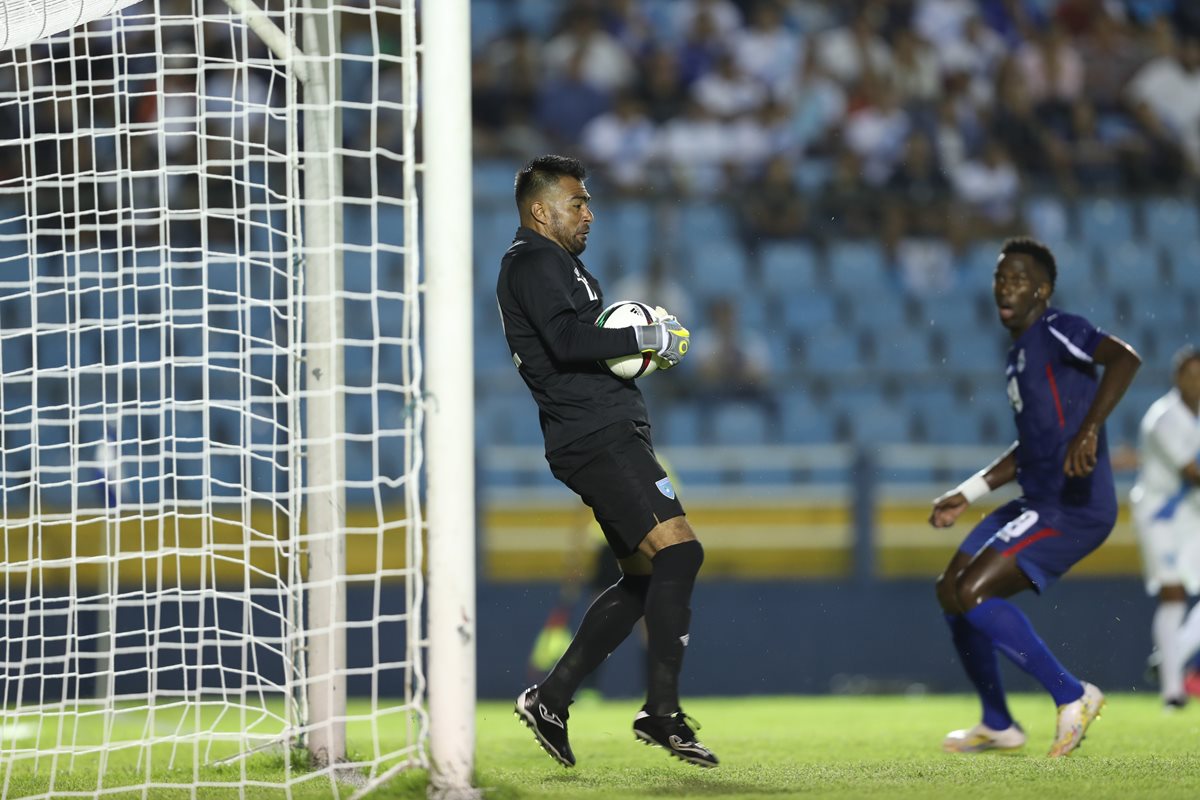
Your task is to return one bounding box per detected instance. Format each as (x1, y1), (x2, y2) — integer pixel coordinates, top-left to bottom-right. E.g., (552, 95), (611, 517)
(996, 509), (1039, 543)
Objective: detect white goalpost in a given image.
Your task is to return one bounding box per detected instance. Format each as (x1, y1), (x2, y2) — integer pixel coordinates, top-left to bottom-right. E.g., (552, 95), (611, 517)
(0, 0), (475, 797)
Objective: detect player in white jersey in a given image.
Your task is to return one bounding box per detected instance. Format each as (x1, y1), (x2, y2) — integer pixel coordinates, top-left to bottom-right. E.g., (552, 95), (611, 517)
(1131, 346), (1200, 707)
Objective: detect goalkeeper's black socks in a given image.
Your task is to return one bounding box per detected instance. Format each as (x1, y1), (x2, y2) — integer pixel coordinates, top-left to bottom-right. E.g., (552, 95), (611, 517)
(643, 540), (704, 717)
(539, 573), (650, 708)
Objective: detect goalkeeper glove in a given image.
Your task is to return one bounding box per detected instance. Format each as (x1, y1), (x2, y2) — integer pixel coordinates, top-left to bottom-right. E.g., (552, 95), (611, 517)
(634, 318), (691, 368)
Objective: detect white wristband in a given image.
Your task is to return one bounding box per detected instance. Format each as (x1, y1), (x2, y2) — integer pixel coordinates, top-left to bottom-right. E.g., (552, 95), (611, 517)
(957, 473), (992, 504)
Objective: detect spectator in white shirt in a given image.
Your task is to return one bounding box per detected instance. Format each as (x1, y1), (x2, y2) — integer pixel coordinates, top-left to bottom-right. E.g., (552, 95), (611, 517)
(1015, 23), (1085, 108)
(544, 11), (635, 93)
(669, 0), (743, 41)
(692, 51), (771, 119)
(951, 139), (1022, 237)
(654, 98), (734, 196)
(815, 4), (892, 88)
(843, 83), (912, 185)
(730, 1), (802, 93)
(581, 93), (658, 193)
(890, 27), (942, 110)
(1127, 33), (1200, 175)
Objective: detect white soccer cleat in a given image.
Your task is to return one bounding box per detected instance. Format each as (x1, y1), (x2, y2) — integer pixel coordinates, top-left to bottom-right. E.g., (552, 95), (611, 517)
(942, 722), (1027, 753)
(1048, 681), (1105, 758)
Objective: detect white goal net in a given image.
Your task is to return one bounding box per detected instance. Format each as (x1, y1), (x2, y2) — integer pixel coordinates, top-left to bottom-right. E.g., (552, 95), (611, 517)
(0, 0), (435, 796)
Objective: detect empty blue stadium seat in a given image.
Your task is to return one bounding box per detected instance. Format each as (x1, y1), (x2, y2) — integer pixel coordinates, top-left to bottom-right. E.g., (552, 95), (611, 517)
(655, 401), (704, 446)
(678, 203), (736, 244)
(1102, 242), (1158, 292)
(958, 239), (1005, 294)
(602, 201), (654, 276)
(779, 292), (839, 334)
(846, 406), (913, 445)
(1024, 195), (1071, 245)
(1130, 290), (1189, 330)
(801, 330), (861, 376)
(827, 241), (889, 291)
(470, 0), (508, 51)
(474, 160), (520, 203)
(710, 403), (769, 445)
(473, 206), (515, 276)
(344, 439), (375, 484)
(683, 239), (749, 299)
(206, 260), (242, 299)
(1163, 246), (1200, 291)
(1062, 289), (1118, 331)
(759, 242), (821, 293)
(937, 331), (1003, 372)
(779, 399), (835, 444)
(478, 392), (541, 447)
(1077, 197), (1135, 248)
(0, 335), (31, 379)
(836, 385), (890, 418)
(873, 329), (934, 372)
(475, 327), (516, 385)
(914, 405), (989, 445)
(377, 204), (408, 250)
(343, 250), (375, 295)
(344, 206), (373, 247)
(912, 296), (979, 333)
(1144, 196), (1200, 245)
(843, 288), (907, 331)
(1046, 239), (1093, 297)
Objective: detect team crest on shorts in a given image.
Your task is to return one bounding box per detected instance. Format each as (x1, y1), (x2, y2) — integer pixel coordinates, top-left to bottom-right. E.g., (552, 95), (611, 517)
(655, 477), (675, 500)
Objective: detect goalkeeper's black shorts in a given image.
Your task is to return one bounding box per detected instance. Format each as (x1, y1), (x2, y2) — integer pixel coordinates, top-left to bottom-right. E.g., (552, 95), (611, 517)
(547, 420), (685, 559)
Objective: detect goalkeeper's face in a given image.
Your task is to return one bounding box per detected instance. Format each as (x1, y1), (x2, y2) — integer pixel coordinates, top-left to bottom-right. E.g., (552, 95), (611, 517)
(545, 177), (593, 255)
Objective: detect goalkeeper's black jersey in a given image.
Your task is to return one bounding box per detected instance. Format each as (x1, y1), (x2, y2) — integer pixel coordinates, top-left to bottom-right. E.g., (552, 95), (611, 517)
(496, 227), (649, 454)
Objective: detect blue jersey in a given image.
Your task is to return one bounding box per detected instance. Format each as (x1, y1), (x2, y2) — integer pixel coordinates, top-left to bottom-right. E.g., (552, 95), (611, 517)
(1004, 308), (1116, 521)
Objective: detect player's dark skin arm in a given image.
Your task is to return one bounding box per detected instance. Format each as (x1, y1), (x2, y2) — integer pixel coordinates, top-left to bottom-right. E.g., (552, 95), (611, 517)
(1064, 335), (1141, 477)
(928, 442), (1018, 529)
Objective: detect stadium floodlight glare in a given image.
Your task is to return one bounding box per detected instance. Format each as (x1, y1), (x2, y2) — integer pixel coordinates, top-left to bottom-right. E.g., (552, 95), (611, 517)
(0, 1), (475, 797)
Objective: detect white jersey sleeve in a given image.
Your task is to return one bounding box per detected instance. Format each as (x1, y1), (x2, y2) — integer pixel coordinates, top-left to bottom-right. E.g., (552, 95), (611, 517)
(1150, 394), (1200, 470)
(1135, 391), (1200, 509)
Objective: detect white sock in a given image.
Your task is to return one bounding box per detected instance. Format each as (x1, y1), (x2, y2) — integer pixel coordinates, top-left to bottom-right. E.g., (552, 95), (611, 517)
(1175, 603), (1200, 678)
(1155, 601), (1187, 701)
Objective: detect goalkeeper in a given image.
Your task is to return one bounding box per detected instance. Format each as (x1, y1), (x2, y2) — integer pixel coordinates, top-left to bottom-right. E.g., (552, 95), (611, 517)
(497, 155), (717, 769)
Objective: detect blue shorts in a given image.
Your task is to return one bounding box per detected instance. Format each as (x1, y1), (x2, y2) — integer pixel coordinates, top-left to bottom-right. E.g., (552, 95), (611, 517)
(958, 499), (1114, 592)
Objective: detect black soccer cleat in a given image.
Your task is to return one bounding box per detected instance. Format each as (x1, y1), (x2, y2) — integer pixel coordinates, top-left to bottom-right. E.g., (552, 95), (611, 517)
(632, 708), (719, 768)
(514, 685), (575, 767)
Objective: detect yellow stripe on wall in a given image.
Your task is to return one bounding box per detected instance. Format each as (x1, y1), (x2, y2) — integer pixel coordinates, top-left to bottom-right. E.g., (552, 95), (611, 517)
(0, 508), (417, 587)
(483, 501), (853, 581)
(0, 500), (1146, 586)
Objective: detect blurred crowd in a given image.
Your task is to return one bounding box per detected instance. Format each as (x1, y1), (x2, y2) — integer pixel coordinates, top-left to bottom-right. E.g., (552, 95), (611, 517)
(0, 0), (407, 247)
(473, 0), (1200, 251)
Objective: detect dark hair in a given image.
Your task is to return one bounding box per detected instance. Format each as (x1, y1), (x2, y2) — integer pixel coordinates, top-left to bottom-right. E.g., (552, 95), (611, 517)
(1173, 344), (1200, 375)
(1001, 236), (1057, 289)
(514, 155), (587, 210)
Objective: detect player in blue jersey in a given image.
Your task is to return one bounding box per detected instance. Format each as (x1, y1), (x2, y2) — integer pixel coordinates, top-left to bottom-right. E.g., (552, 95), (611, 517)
(929, 237), (1141, 757)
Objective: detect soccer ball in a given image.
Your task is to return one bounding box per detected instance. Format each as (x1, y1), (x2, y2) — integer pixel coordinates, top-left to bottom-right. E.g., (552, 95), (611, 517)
(595, 300), (661, 380)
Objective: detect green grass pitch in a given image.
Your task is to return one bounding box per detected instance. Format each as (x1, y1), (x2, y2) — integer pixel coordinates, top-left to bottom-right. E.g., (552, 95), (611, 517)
(3, 695), (1199, 798)
(471, 694), (1200, 800)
